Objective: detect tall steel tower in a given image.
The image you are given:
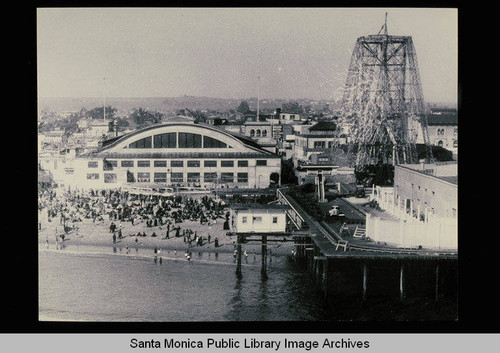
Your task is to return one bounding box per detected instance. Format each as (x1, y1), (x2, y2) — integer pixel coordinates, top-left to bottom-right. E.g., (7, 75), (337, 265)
(340, 13), (432, 166)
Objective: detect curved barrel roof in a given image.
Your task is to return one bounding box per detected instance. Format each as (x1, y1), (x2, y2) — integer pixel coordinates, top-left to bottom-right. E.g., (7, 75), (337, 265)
(85, 122), (278, 158)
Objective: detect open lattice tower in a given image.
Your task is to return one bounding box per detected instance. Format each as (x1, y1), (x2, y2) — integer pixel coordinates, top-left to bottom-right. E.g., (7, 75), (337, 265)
(340, 15), (432, 166)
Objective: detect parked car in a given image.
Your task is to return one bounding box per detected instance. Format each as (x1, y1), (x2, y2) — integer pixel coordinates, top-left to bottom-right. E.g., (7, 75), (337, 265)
(355, 185), (366, 198)
(328, 205), (345, 218)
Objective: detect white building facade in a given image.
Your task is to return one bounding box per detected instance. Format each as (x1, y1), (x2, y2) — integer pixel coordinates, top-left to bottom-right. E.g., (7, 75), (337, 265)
(366, 162), (458, 250)
(64, 123), (281, 190)
(230, 204), (289, 233)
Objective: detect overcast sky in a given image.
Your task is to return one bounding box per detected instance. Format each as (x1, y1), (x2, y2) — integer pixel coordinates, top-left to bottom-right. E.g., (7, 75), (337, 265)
(37, 7), (458, 104)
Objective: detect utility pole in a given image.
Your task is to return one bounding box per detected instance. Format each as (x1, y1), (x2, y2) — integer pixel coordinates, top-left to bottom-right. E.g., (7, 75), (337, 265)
(103, 77), (106, 121)
(256, 76), (260, 121)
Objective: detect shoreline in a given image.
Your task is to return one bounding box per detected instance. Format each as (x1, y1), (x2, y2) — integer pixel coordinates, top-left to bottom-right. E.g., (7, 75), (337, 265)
(38, 209), (295, 257)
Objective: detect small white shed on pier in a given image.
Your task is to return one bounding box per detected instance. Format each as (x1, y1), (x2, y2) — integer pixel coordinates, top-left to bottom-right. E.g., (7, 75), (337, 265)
(230, 203), (289, 233)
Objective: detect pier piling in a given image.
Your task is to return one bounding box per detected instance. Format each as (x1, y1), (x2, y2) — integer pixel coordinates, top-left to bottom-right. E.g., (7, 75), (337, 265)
(322, 258), (328, 299)
(435, 263), (439, 301)
(236, 234), (242, 279)
(400, 263), (404, 300)
(362, 263), (368, 301)
(261, 235), (268, 280)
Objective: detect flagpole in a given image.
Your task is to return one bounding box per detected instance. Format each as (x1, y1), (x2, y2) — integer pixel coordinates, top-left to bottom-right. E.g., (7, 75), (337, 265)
(103, 77), (106, 121)
(256, 76), (260, 121)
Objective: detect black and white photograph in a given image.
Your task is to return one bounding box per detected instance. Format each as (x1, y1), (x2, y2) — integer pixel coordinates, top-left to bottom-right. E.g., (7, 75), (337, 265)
(36, 7), (458, 324)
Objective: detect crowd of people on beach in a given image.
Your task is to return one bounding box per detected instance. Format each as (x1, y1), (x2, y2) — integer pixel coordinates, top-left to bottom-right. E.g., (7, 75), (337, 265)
(38, 187), (229, 247)
(38, 186), (295, 266)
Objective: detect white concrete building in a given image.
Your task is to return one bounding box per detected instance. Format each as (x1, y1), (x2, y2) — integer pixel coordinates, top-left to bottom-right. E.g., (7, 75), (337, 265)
(230, 204), (289, 233)
(292, 121), (347, 166)
(38, 149), (77, 188)
(63, 122), (281, 190)
(426, 112), (458, 159)
(366, 161), (458, 250)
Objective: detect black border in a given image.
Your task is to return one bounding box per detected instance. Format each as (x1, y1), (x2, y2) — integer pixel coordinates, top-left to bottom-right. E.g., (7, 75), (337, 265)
(12, 1), (488, 335)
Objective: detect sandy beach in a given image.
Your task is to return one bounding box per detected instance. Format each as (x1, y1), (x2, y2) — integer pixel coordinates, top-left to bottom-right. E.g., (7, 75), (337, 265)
(37, 207), (295, 257)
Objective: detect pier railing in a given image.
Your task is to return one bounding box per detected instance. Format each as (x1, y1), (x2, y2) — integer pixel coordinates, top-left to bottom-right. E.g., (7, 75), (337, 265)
(277, 188), (305, 230)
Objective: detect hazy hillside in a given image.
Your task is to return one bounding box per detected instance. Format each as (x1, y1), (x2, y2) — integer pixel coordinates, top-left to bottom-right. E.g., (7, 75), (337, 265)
(38, 96), (341, 116)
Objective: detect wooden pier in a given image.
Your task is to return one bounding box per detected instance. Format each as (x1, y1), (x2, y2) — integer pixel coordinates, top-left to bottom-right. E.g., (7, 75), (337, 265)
(230, 189), (457, 306)
(277, 188), (458, 303)
(232, 232), (309, 280)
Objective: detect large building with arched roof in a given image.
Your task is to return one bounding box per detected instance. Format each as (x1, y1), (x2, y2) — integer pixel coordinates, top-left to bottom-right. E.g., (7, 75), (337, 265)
(68, 122), (281, 189)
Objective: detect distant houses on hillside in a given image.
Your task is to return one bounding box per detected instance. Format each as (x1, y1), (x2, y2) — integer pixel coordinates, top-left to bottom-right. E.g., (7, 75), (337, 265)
(38, 101), (457, 193)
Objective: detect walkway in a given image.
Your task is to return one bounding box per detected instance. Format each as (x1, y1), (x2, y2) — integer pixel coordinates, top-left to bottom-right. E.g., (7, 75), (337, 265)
(278, 188), (344, 256)
(278, 188), (458, 260)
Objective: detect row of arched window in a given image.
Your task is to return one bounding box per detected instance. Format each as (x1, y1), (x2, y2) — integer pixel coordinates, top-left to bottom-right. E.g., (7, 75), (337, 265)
(436, 140), (458, 148)
(249, 129), (268, 138)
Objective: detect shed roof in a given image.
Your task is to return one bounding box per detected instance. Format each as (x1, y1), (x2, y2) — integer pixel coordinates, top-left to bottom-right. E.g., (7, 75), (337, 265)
(427, 113), (457, 126)
(231, 203), (290, 211)
(308, 121), (337, 131)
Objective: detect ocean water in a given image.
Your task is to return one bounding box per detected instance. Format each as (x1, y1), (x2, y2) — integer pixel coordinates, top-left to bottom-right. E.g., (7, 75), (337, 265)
(38, 244), (458, 322)
(38, 245), (330, 322)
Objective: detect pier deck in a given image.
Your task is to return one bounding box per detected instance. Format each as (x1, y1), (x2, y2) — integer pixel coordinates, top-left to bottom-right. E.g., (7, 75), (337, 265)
(278, 188), (457, 260)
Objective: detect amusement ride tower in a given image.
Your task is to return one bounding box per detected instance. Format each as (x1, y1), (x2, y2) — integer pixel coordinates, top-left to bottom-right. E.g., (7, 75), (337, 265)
(340, 13), (433, 167)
